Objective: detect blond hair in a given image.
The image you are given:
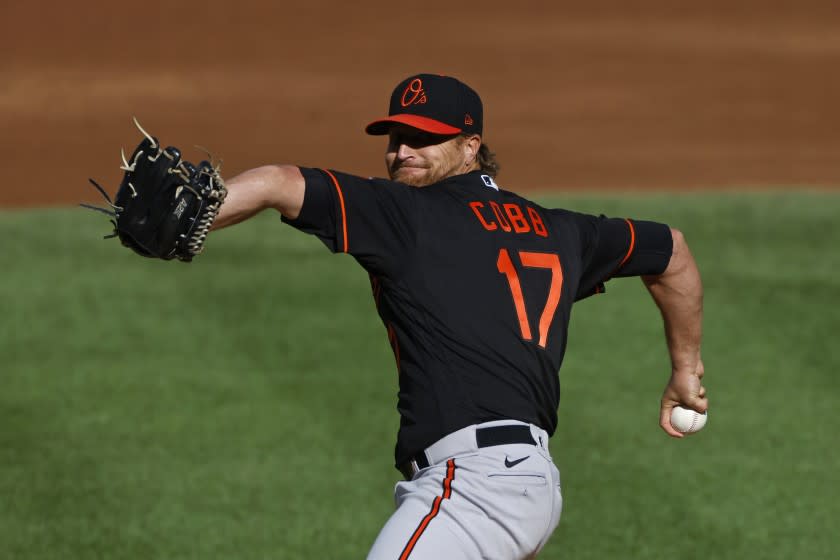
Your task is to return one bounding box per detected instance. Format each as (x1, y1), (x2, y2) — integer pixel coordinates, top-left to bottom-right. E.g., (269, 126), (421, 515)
(476, 142), (500, 178)
(457, 134), (500, 178)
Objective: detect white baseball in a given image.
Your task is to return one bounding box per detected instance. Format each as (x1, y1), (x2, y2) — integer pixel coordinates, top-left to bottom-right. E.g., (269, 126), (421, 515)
(670, 405), (707, 433)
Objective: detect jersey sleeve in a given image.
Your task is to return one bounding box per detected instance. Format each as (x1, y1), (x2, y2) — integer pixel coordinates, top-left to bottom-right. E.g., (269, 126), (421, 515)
(567, 212), (673, 300)
(281, 167), (418, 278)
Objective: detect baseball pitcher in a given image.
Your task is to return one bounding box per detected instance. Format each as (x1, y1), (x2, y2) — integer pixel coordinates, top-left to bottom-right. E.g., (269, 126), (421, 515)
(86, 73), (707, 559)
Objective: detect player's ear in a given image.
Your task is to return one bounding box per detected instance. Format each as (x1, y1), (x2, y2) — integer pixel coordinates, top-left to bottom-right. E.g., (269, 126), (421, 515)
(463, 134), (481, 165)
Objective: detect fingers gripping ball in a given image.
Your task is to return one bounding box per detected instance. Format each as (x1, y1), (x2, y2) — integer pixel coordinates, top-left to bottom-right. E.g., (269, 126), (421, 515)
(81, 118), (227, 261)
(670, 406), (708, 433)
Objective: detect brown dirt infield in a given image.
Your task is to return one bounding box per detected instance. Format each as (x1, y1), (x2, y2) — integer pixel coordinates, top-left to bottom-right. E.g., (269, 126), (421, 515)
(2, 0), (839, 208)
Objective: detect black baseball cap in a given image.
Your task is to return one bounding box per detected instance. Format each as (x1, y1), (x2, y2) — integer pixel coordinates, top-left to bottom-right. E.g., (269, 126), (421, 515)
(365, 73), (483, 136)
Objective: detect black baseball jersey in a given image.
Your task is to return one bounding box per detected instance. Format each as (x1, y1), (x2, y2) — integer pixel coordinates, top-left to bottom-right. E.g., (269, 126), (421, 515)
(283, 168), (673, 467)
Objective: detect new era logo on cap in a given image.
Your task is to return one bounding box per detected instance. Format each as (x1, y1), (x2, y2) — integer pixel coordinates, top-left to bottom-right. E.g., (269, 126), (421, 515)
(366, 74), (483, 136)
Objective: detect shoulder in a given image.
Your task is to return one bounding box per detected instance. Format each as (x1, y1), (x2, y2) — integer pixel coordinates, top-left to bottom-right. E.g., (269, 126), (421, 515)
(304, 168), (417, 197)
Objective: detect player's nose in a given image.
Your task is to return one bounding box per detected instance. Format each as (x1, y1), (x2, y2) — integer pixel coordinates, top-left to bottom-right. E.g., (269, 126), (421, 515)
(395, 143), (415, 161)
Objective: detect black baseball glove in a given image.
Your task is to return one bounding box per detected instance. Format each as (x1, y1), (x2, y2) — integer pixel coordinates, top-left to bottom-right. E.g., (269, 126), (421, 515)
(82, 118), (227, 261)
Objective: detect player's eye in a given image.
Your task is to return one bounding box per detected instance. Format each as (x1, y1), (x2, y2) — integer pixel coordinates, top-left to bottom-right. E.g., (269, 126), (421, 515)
(389, 127), (452, 151)
(389, 131), (419, 150)
(387, 132), (404, 152)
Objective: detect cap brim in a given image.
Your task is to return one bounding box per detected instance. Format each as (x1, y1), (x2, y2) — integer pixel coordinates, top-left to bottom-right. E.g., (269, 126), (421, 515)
(365, 114), (462, 136)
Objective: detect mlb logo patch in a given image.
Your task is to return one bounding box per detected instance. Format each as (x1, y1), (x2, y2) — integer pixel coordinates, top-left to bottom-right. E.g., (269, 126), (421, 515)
(481, 175), (499, 190)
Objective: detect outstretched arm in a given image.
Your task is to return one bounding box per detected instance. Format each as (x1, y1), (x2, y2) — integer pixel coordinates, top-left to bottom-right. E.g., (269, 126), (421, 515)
(211, 165), (306, 231)
(642, 228), (707, 438)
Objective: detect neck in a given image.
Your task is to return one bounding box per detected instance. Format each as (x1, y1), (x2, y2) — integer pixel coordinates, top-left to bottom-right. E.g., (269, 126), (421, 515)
(461, 159), (480, 176)
(440, 162), (480, 183)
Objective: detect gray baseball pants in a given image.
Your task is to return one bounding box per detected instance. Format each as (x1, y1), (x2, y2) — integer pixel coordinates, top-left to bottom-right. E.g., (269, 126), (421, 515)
(367, 420), (562, 560)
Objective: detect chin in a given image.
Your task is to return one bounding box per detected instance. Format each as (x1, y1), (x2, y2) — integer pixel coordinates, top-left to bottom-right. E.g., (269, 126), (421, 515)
(392, 168), (433, 187)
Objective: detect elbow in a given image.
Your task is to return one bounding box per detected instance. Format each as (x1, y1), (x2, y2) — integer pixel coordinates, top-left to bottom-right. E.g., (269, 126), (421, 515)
(258, 165), (305, 218)
(662, 228), (687, 276)
(646, 228), (687, 282)
(258, 164), (299, 191)
(670, 227), (686, 253)
(661, 227), (700, 283)
(643, 226), (702, 299)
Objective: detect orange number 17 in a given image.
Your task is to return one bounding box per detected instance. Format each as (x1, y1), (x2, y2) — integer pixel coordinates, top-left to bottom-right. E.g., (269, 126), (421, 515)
(496, 249), (563, 348)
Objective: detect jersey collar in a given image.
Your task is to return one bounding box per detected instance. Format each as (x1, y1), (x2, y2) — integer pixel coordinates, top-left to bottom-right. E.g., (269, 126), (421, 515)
(435, 170), (501, 192)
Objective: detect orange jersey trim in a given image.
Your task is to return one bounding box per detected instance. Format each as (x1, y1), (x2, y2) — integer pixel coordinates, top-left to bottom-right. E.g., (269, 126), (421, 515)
(617, 218), (636, 269)
(399, 459), (456, 560)
(322, 169), (348, 253)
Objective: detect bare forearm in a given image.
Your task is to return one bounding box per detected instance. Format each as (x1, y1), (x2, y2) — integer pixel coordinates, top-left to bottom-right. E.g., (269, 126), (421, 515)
(212, 165), (305, 231)
(645, 228), (707, 435)
(643, 228), (703, 372)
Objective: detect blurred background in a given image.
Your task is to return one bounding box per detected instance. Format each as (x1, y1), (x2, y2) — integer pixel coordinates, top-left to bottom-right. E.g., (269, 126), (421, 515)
(2, 0), (839, 207)
(2, 1), (839, 559)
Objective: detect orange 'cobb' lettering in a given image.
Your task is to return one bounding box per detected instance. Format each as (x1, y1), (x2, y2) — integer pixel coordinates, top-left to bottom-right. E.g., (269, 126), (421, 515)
(489, 202), (513, 232)
(469, 201), (549, 238)
(469, 201), (497, 231)
(528, 207), (548, 237)
(504, 204), (530, 234)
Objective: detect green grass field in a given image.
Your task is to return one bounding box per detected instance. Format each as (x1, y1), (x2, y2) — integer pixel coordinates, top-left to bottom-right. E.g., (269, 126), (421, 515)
(2, 192), (838, 559)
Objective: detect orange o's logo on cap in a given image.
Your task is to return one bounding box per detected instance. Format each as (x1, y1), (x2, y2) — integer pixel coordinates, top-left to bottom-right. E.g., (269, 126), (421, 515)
(464, 114), (474, 126)
(400, 78), (427, 107)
